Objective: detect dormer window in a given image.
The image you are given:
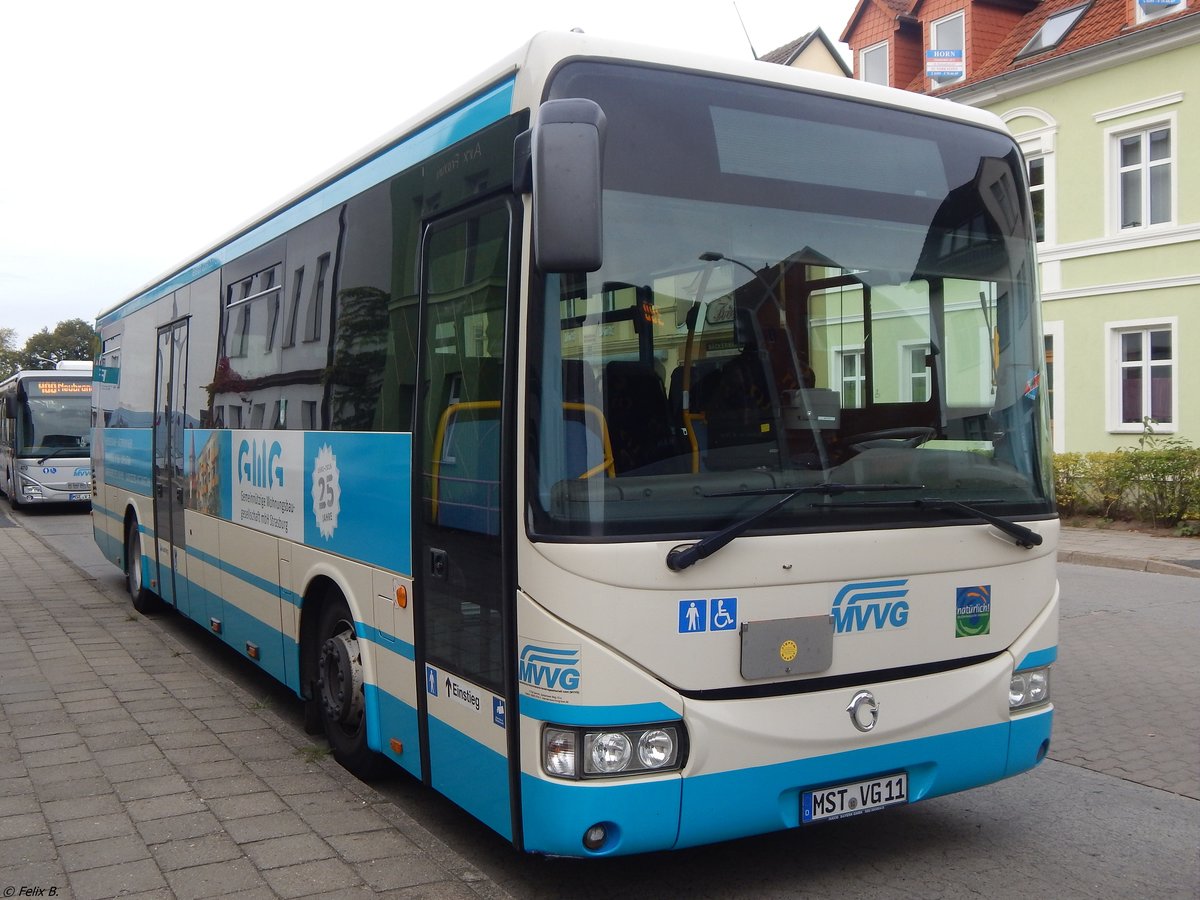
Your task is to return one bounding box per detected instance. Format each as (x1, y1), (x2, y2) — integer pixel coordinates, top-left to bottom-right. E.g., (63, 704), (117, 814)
(860, 40), (889, 85)
(1018, 3), (1090, 58)
(929, 12), (966, 86)
(1137, 0), (1188, 24)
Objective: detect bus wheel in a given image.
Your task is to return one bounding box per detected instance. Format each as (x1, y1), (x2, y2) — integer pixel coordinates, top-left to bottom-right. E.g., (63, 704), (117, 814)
(125, 522), (159, 614)
(316, 597), (388, 780)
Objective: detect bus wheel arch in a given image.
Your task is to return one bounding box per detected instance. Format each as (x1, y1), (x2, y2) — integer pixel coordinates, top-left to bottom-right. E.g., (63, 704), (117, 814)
(301, 580), (388, 779)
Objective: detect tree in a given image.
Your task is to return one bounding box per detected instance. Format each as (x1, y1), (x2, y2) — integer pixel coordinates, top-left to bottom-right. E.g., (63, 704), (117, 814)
(0, 327), (19, 379)
(17, 319), (99, 370)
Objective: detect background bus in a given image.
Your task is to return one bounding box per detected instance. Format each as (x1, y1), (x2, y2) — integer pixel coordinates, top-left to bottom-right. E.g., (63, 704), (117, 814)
(1, 361), (94, 507)
(92, 32), (1057, 857)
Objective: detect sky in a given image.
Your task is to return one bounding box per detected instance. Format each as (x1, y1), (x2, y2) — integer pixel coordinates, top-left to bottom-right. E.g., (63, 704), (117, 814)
(0, 0), (858, 345)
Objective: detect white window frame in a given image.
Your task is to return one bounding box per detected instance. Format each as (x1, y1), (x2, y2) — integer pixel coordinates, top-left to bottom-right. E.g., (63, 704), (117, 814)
(929, 11), (966, 88)
(898, 341), (931, 402)
(836, 346), (867, 409)
(1005, 109), (1058, 247)
(859, 41), (889, 86)
(1105, 112), (1176, 235)
(1136, 0), (1189, 25)
(1027, 154), (1049, 245)
(1105, 317), (1178, 434)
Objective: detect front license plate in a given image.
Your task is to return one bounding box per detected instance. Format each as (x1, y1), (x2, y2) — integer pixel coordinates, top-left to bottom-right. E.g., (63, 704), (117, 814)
(802, 772), (907, 824)
(69, 493), (91, 501)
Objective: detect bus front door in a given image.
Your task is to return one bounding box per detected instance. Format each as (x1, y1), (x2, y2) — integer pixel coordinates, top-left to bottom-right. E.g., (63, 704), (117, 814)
(413, 197), (518, 842)
(152, 318), (191, 618)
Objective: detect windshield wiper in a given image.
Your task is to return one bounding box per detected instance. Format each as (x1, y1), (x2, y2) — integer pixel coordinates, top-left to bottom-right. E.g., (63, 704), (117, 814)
(38, 446), (88, 464)
(837, 497), (1043, 549)
(665, 482), (924, 571)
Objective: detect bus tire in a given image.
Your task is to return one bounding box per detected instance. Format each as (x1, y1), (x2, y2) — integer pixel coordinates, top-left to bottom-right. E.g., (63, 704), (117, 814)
(315, 596), (388, 780)
(125, 521), (160, 614)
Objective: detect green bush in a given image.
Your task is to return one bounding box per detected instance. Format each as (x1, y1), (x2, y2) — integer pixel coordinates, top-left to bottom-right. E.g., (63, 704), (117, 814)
(1121, 441), (1200, 527)
(1086, 450), (1136, 519)
(1052, 452), (1087, 517)
(1052, 428), (1200, 527)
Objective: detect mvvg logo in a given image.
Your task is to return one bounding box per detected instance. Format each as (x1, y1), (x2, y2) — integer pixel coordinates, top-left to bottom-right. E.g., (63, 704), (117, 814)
(832, 579), (910, 634)
(237, 439), (284, 488)
(519, 643), (581, 692)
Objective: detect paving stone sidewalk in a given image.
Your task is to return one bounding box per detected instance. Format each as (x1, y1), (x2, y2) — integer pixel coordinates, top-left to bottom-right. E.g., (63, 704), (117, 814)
(0, 526), (511, 900)
(1058, 525), (1200, 578)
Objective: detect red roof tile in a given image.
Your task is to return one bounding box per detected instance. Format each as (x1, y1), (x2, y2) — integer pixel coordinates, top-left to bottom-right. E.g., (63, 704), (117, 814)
(922, 0), (1200, 94)
(840, 0), (919, 43)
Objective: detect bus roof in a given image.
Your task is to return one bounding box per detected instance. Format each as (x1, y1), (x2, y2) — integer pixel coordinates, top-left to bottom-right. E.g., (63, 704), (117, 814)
(99, 30), (1009, 327)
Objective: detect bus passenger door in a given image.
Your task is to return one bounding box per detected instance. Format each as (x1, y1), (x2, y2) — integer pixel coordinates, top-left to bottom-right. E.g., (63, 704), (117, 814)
(152, 319), (191, 617)
(413, 197), (518, 842)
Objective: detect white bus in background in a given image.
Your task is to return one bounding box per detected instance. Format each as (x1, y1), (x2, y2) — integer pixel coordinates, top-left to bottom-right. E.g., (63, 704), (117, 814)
(91, 32), (1057, 857)
(0, 361), (94, 507)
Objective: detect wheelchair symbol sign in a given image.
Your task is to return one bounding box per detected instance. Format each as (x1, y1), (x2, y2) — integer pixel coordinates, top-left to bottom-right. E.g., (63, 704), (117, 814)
(678, 597), (737, 634)
(710, 598), (737, 631)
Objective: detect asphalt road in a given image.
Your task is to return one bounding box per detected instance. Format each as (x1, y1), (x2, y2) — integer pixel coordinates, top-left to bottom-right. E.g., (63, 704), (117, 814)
(10, 504), (1200, 898)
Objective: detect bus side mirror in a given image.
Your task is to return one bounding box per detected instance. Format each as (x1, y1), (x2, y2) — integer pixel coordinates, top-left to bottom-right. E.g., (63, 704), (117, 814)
(2, 395), (12, 418)
(526, 98), (606, 273)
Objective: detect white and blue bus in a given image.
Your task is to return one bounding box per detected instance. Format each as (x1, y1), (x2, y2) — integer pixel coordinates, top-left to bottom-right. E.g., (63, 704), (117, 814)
(92, 32), (1057, 857)
(1, 361), (93, 507)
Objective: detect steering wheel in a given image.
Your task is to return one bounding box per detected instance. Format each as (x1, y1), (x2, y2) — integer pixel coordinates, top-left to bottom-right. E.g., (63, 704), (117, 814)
(844, 427), (936, 453)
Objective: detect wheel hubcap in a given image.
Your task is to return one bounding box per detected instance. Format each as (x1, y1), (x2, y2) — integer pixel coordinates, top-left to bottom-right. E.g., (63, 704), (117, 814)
(319, 626), (364, 728)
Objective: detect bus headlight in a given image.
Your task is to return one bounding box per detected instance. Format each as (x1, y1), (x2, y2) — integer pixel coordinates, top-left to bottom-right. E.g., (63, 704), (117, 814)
(1009, 666), (1050, 710)
(587, 732), (632, 774)
(637, 729), (675, 768)
(543, 723), (685, 779)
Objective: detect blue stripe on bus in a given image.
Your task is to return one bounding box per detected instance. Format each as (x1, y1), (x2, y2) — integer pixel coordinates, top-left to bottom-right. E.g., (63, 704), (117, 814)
(149, 556), (300, 688)
(520, 710), (1054, 856)
(1015, 646), (1057, 670)
(427, 714), (513, 840)
(98, 77), (516, 328)
(93, 500), (123, 524)
(186, 544), (301, 609)
(184, 549), (415, 665)
(97, 497), (416, 666)
(519, 695), (679, 727)
(355, 622), (415, 661)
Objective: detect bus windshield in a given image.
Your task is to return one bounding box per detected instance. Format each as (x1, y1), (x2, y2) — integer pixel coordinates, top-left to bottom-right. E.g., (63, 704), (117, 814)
(530, 62), (1053, 539)
(17, 379), (92, 458)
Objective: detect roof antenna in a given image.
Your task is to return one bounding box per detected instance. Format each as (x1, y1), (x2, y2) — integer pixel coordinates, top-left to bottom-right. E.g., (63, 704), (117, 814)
(732, 2), (758, 59)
